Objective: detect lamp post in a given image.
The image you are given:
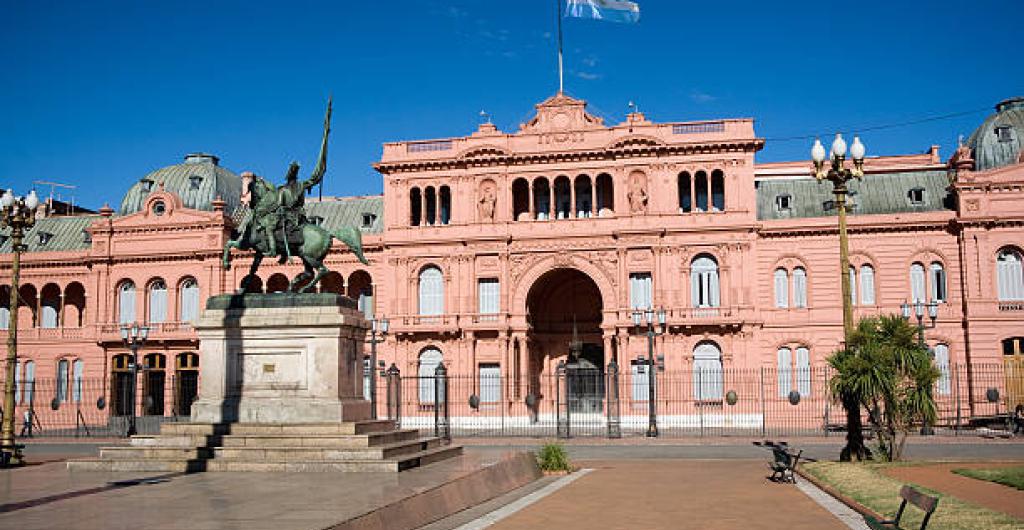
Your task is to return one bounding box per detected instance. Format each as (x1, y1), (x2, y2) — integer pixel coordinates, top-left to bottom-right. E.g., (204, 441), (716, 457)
(368, 316), (389, 419)
(120, 322), (149, 437)
(632, 307), (666, 438)
(812, 134), (867, 461)
(1, 189), (39, 465)
(812, 133), (866, 340)
(901, 299), (939, 435)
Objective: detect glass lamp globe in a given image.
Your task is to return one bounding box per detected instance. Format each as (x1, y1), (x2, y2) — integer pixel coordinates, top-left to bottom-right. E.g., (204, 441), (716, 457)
(850, 136), (866, 161)
(811, 139), (826, 163)
(0, 189), (13, 208)
(25, 190), (39, 210)
(831, 134), (847, 158)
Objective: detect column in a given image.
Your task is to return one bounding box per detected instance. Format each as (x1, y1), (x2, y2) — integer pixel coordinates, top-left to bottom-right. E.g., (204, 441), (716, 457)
(58, 292), (66, 328)
(570, 181), (576, 218)
(528, 179), (535, 220)
(549, 186), (556, 221)
(590, 181), (597, 217)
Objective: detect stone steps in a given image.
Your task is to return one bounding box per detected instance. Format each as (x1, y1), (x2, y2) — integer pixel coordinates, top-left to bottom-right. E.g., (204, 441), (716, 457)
(101, 437), (440, 462)
(159, 420), (396, 436)
(128, 428), (420, 449)
(68, 444), (463, 473)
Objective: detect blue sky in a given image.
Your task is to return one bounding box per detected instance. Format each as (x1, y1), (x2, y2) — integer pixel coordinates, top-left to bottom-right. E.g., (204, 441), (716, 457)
(1, 1), (1021, 210)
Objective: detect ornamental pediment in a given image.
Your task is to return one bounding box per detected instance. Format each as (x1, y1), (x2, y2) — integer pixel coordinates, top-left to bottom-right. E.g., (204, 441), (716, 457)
(111, 188), (224, 228)
(518, 93), (604, 134)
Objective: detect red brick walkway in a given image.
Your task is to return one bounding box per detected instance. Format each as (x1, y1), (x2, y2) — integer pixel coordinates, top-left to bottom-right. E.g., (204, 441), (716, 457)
(883, 461), (1024, 520)
(488, 459), (850, 530)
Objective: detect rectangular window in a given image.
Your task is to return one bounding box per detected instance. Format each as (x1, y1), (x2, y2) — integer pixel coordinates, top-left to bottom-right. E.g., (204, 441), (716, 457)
(629, 273), (652, 310)
(774, 269), (789, 308)
(777, 348), (792, 397)
(478, 278), (500, 315)
(479, 364), (501, 403)
(910, 264), (926, 303)
(795, 347), (811, 396)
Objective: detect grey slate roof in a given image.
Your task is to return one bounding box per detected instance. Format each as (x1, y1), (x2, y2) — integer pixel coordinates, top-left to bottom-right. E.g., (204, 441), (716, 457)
(0, 215), (100, 253)
(119, 154), (242, 215)
(233, 196), (384, 235)
(967, 97), (1024, 172)
(756, 170), (954, 221)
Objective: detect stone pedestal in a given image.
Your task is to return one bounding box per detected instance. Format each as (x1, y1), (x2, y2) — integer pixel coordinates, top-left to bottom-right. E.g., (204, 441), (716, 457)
(190, 293), (371, 424)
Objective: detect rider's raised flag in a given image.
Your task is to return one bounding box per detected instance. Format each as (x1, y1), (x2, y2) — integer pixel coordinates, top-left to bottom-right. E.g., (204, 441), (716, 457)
(565, 0), (640, 24)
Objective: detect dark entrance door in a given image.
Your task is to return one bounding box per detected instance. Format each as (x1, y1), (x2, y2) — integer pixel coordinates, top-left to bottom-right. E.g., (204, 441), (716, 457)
(176, 370), (199, 417)
(144, 370), (165, 416)
(568, 344), (605, 414)
(112, 371), (132, 416)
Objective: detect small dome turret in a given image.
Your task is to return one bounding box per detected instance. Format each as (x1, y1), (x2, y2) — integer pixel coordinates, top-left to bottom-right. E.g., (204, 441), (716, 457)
(965, 97), (1024, 171)
(119, 153), (242, 215)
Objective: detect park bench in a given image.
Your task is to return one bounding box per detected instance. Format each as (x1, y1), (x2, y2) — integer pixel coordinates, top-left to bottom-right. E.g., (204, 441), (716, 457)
(869, 485), (939, 530)
(768, 446), (802, 483)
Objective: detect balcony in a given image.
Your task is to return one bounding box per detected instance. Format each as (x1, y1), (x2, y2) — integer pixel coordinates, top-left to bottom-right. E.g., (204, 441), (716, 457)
(392, 314), (460, 336)
(665, 306), (746, 330)
(0, 326), (93, 342)
(998, 301), (1024, 312)
(97, 321), (197, 343)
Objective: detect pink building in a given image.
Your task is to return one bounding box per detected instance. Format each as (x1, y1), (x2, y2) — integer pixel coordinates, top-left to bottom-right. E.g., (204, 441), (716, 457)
(2, 94), (1023, 432)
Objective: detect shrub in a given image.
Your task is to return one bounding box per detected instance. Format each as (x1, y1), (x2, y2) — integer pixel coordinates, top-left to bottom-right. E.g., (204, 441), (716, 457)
(537, 442), (572, 472)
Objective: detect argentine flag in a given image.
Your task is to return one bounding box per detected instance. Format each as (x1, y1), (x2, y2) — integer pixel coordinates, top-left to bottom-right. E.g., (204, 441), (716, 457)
(565, 0), (640, 24)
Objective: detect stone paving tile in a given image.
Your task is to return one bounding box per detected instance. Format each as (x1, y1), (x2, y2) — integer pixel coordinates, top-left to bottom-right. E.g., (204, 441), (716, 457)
(486, 459), (851, 530)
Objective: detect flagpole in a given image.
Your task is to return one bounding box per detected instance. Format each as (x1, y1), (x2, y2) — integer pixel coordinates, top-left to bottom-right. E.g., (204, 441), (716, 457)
(556, 0), (564, 93)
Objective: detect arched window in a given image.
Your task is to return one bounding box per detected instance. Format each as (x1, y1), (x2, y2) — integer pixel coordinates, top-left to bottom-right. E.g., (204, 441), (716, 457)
(849, 266), (857, 306)
(910, 262), (926, 303)
(512, 178), (530, 221)
(678, 172), (692, 213)
(424, 187), (437, 226)
(267, 273), (289, 294)
(691, 256), (720, 309)
(439, 186), (451, 225)
(72, 359), (84, 402)
(933, 343), (951, 396)
(148, 279), (167, 324)
(533, 179), (550, 220)
(596, 173), (614, 216)
(997, 248), (1024, 300)
(773, 269), (789, 308)
(179, 278), (200, 322)
(40, 284), (60, 328)
(418, 266), (444, 316)
(777, 347), (792, 396)
(795, 346), (811, 396)
(56, 358), (69, 402)
(860, 265), (876, 305)
(693, 342), (723, 400)
(118, 281), (136, 324)
(793, 267), (808, 308)
(418, 348), (443, 404)
(694, 171), (709, 212)
(554, 176), (572, 219)
(929, 262), (946, 303)
(348, 270), (374, 320)
(574, 175), (592, 218)
(711, 169), (725, 212)
(409, 187), (422, 227)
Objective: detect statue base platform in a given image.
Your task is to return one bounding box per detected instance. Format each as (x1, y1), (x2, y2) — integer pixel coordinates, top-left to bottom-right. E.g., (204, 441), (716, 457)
(189, 293), (371, 424)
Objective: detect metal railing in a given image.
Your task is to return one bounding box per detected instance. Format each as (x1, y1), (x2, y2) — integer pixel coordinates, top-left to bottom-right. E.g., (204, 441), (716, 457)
(383, 362), (1024, 438)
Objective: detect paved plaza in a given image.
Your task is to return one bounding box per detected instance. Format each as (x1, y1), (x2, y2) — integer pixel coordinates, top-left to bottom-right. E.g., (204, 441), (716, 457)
(3, 439), (1022, 529)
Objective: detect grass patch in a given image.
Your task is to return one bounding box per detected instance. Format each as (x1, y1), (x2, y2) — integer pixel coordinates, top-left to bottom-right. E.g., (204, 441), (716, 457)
(952, 466), (1024, 491)
(803, 462), (1022, 530)
(536, 442), (572, 472)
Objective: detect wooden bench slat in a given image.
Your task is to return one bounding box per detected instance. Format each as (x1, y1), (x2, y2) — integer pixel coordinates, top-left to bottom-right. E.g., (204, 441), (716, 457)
(899, 485), (939, 513)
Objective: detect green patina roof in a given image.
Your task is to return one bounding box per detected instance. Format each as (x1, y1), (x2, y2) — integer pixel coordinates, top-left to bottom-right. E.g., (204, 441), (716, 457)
(233, 195), (384, 235)
(119, 153), (242, 215)
(756, 170), (953, 221)
(966, 97), (1024, 172)
(0, 215), (100, 254)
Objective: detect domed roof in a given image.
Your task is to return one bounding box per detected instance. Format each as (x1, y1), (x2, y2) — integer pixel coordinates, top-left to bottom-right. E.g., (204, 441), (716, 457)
(966, 97), (1024, 172)
(119, 153), (242, 215)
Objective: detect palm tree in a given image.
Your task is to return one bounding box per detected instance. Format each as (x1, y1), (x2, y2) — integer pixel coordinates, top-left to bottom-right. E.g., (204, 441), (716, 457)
(828, 315), (939, 461)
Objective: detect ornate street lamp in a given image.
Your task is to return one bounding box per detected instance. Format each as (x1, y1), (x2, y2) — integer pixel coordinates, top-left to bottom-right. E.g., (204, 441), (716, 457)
(901, 299), (939, 435)
(368, 316), (389, 419)
(813, 135), (867, 461)
(631, 307), (666, 437)
(120, 322), (150, 437)
(812, 134), (866, 340)
(1, 189), (39, 466)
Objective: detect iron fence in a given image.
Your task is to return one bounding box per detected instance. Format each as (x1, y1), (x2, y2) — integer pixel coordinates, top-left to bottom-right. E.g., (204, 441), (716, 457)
(388, 363), (1024, 438)
(0, 374), (199, 437)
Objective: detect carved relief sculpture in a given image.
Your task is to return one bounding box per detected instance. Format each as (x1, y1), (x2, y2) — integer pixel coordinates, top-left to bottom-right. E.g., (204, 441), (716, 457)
(478, 180), (497, 221)
(627, 171), (648, 214)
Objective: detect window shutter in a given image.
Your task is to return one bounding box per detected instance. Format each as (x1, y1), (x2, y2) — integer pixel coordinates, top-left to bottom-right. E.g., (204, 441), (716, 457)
(479, 364), (501, 403)
(933, 344), (951, 395)
(419, 268), (444, 316)
(795, 347), (811, 396)
(150, 283), (167, 324)
(774, 269), (789, 308)
(0, 306), (8, 330)
(930, 263), (946, 302)
(631, 361), (649, 402)
(119, 283), (135, 324)
(72, 359), (84, 402)
(860, 265), (875, 305)
(180, 281), (199, 322)
(848, 266), (857, 305)
(478, 279), (499, 314)
(418, 349), (443, 403)
(57, 359), (69, 402)
(777, 348), (792, 397)
(793, 267), (807, 308)
(630, 273), (652, 310)
(709, 269), (720, 308)
(41, 303), (58, 328)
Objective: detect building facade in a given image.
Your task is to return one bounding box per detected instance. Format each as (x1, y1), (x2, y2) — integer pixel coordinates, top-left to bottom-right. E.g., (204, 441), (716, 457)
(2, 94), (1024, 429)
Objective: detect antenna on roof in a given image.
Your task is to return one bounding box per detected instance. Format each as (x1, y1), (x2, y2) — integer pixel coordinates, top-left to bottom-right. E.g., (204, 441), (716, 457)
(33, 180), (77, 215)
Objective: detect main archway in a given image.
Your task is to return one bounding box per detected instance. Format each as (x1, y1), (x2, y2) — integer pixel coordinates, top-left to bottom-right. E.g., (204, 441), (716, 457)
(526, 267), (605, 412)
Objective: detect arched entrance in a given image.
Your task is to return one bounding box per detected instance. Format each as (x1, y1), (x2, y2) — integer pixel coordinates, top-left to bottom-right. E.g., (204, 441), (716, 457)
(526, 268), (605, 412)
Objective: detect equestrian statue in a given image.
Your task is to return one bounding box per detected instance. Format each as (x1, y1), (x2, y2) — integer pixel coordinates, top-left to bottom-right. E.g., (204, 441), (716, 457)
(222, 98), (368, 293)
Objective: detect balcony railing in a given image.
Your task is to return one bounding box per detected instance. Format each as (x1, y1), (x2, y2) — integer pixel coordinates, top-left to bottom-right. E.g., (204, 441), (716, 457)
(998, 301), (1024, 312)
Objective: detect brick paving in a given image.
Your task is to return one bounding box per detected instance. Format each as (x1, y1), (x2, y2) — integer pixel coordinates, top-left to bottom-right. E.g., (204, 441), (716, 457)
(882, 461), (1024, 520)
(486, 459), (851, 530)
